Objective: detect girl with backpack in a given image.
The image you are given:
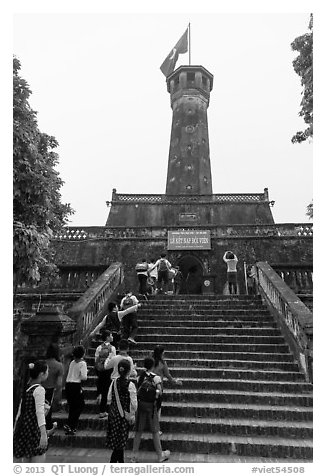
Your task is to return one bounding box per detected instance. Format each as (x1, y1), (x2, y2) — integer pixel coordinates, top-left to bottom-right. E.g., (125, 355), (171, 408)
(131, 357), (170, 463)
(94, 330), (116, 418)
(13, 360), (49, 462)
(148, 253), (172, 294)
(63, 345), (88, 435)
(106, 359), (137, 463)
(152, 346), (182, 424)
(135, 259), (149, 296)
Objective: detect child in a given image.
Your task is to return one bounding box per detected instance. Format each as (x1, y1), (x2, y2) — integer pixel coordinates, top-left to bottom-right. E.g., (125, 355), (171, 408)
(223, 251), (238, 295)
(106, 359), (138, 463)
(63, 345), (87, 435)
(43, 343), (63, 432)
(132, 357), (170, 463)
(94, 330), (116, 418)
(13, 360), (49, 462)
(90, 301), (141, 347)
(104, 339), (137, 381)
(152, 345), (182, 425)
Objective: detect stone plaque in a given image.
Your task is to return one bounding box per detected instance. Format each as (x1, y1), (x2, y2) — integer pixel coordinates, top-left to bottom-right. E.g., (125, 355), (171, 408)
(167, 230), (211, 250)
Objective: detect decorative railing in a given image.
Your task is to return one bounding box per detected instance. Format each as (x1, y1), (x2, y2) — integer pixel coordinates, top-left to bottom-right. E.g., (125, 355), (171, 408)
(52, 224), (313, 241)
(55, 266), (108, 290)
(109, 192), (268, 204)
(67, 262), (124, 346)
(255, 261), (313, 382)
(272, 265), (313, 295)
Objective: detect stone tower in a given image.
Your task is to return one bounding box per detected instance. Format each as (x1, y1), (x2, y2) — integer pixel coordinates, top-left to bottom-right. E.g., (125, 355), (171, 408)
(165, 65), (213, 196)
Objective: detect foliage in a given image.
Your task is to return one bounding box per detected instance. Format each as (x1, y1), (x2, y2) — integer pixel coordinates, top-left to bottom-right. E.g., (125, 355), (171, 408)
(13, 57), (73, 289)
(291, 14), (313, 144)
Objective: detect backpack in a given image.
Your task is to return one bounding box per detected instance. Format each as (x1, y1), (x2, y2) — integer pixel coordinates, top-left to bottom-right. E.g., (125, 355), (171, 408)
(121, 296), (134, 310)
(158, 259), (168, 272)
(95, 343), (112, 372)
(135, 262), (148, 272)
(137, 372), (157, 403)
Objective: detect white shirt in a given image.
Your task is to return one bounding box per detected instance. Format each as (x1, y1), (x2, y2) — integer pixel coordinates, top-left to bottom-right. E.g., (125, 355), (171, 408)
(107, 380), (138, 414)
(120, 295), (139, 309)
(223, 253), (238, 272)
(66, 360), (88, 383)
(94, 342), (116, 360)
(104, 354), (137, 380)
(148, 264), (158, 279)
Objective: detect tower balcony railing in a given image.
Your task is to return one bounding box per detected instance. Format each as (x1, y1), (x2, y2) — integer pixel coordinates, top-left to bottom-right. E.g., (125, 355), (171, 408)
(52, 223), (313, 241)
(108, 192), (268, 204)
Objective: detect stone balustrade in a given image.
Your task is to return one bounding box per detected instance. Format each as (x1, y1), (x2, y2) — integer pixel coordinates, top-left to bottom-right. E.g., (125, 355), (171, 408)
(53, 223), (313, 241)
(67, 262), (124, 346)
(255, 261), (313, 382)
(272, 265), (313, 294)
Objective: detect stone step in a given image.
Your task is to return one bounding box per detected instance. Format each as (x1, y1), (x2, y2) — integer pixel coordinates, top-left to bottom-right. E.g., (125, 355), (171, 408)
(127, 342), (290, 352)
(50, 429), (313, 459)
(79, 387), (312, 407)
(80, 376), (312, 393)
(52, 412), (312, 438)
(85, 356), (299, 372)
(137, 327), (282, 336)
(45, 446), (311, 463)
(137, 320), (278, 328)
(127, 350), (295, 362)
(136, 334), (286, 344)
(139, 308), (271, 315)
(135, 366), (305, 382)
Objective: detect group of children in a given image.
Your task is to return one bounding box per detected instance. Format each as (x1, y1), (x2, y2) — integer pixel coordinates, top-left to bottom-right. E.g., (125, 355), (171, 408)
(13, 318), (182, 464)
(135, 253), (183, 296)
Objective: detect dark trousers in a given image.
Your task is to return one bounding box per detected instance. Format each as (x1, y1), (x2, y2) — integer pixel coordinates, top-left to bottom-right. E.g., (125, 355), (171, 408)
(138, 274), (148, 294)
(121, 313), (138, 340)
(44, 387), (54, 430)
(110, 448), (124, 463)
(157, 270), (169, 292)
(65, 382), (85, 430)
(96, 369), (112, 413)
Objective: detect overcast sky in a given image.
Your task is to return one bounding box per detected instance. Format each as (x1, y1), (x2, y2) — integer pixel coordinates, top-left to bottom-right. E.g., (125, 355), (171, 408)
(13, 11), (312, 226)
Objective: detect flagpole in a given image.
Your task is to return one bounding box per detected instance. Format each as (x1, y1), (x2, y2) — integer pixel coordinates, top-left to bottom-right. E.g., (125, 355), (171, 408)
(188, 22), (191, 65)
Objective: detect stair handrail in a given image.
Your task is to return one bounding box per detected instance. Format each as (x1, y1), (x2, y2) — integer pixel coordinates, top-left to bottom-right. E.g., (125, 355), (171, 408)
(67, 262), (124, 346)
(254, 261), (313, 382)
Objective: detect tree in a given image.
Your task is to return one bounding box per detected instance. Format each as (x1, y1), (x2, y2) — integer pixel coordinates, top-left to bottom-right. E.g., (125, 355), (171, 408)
(13, 57), (73, 292)
(291, 14), (313, 144)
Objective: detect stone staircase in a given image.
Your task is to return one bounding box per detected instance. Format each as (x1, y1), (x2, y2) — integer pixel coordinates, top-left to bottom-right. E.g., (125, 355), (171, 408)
(50, 295), (313, 462)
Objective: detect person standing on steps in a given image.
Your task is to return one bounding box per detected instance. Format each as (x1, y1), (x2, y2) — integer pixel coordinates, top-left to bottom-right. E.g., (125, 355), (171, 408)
(43, 343), (63, 433)
(106, 359), (137, 463)
(131, 357), (170, 463)
(104, 339), (138, 381)
(148, 258), (158, 295)
(94, 330), (116, 419)
(13, 360), (49, 462)
(152, 345), (182, 429)
(172, 266), (183, 295)
(63, 345), (88, 436)
(223, 251), (239, 295)
(90, 301), (141, 347)
(135, 259), (149, 297)
(120, 292), (141, 344)
(148, 253), (172, 295)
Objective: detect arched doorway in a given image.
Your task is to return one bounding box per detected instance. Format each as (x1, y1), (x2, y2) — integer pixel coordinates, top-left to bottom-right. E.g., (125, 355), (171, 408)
(177, 254), (204, 294)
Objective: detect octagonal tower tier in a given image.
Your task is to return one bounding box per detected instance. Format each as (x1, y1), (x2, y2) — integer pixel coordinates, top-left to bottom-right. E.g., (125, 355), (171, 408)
(165, 65), (214, 196)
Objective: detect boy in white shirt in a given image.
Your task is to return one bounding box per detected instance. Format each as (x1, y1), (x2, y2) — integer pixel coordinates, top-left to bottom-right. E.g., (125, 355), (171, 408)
(104, 339), (137, 380)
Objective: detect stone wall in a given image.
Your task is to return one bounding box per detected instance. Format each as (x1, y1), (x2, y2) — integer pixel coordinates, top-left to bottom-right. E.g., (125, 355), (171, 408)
(51, 226), (312, 295)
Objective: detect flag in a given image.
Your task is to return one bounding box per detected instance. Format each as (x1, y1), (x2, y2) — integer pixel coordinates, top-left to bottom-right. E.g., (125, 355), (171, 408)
(160, 28), (188, 77)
